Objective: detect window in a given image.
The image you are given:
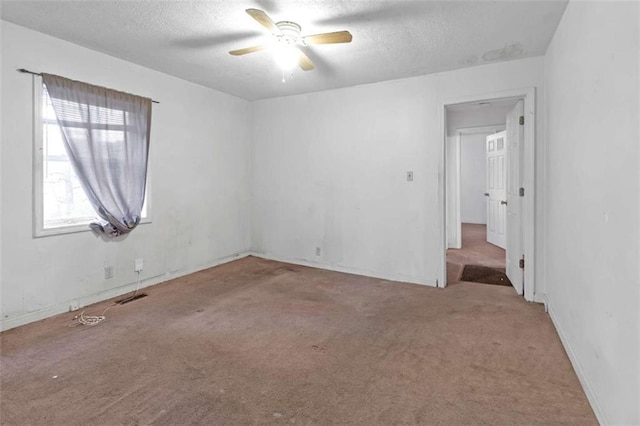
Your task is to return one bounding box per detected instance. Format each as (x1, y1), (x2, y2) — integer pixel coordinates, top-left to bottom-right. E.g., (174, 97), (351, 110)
(34, 82), (149, 237)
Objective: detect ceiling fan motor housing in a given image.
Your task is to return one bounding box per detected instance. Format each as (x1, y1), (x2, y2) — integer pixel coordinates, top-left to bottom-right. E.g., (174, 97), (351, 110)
(275, 21), (304, 46)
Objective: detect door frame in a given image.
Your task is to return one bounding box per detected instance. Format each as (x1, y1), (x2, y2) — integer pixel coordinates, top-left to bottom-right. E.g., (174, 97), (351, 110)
(439, 87), (536, 302)
(448, 125), (505, 249)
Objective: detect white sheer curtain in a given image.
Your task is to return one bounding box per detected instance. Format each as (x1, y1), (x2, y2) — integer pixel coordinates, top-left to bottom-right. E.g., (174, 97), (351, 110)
(42, 73), (152, 237)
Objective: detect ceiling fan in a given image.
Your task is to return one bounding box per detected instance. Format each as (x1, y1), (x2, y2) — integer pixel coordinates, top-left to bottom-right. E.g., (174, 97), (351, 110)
(229, 8), (353, 72)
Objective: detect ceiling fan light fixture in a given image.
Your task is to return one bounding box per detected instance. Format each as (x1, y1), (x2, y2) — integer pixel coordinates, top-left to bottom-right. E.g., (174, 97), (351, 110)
(273, 44), (300, 71)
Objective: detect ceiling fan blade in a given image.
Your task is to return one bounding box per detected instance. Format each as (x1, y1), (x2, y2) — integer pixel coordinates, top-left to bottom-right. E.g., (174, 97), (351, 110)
(246, 8), (280, 33)
(229, 44), (271, 56)
(298, 51), (315, 71)
(303, 30), (352, 45)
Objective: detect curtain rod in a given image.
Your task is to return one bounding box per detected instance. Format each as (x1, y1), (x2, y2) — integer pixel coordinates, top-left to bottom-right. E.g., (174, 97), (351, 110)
(17, 68), (160, 104)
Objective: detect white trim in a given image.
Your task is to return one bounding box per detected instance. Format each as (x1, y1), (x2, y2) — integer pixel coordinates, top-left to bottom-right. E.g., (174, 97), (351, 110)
(0, 251), (250, 332)
(33, 76), (44, 237)
(533, 292), (546, 304)
(452, 133), (461, 249)
(34, 218), (153, 238)
(439, 87), (537, 301)
(249, 251), (437, 288)
(547, 300), (607, 425)
(438, 99), (447, 288)
(522, 88), (536, 302)
(0, 250), (437, 332)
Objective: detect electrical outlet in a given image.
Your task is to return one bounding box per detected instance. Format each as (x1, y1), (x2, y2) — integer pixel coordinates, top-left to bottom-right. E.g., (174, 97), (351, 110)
(69, 301), (80, 312)
(134, 258), (144, 272)
(104, 265), (114, 279)
(315, 247), (321, 256)
(406, 171), (414, 182)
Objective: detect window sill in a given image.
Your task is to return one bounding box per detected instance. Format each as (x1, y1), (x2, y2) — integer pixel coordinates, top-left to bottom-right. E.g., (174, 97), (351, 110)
(34, 217), (151, 238)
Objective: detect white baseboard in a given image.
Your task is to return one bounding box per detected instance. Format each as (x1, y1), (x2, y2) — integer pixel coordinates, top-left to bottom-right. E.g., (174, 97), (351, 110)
(546, 299), (606, 425)
(0, 250), (251, 332)
(533, 292), (546, 304)
(2, 251), (432, 332)
(249, 251), (437, 287)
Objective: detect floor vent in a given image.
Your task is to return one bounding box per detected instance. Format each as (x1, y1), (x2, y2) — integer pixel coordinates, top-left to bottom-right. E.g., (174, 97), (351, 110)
(116, 293), (148, 305)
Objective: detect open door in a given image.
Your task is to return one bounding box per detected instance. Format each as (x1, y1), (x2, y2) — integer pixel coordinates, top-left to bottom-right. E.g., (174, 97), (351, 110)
(505, 100), (524, 294)
(485, 131), (507, 249)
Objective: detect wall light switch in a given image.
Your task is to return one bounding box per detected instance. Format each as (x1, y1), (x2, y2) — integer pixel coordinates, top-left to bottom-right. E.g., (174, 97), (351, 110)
(407, 171), (414, 182)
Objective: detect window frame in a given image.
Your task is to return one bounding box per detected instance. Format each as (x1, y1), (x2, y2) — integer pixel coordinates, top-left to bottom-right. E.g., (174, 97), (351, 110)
(32, 78), (152, 238)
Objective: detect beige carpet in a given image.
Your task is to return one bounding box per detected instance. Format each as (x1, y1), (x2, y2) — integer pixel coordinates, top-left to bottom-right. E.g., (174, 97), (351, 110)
(0, 256), (595, 425)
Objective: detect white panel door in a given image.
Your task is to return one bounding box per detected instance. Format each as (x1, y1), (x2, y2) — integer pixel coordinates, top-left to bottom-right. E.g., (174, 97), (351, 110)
(506, 100), (525, 294)
(486, 131), (506, 249)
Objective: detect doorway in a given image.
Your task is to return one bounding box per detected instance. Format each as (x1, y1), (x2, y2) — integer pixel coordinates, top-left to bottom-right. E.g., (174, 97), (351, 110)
(439, 88), (536, 301)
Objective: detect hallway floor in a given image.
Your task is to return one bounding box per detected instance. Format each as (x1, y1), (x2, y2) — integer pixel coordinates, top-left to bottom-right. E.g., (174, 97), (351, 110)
(447, 223), (506, 284)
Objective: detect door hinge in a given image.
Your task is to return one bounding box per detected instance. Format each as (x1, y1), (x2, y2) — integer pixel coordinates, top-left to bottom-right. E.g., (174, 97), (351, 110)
(519, 257), (525, 269)
(519, 187), (525, 197)
(519, 115), (525, 125)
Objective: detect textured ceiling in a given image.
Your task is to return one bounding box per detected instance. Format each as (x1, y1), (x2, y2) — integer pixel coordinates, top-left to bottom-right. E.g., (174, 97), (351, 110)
(1, 0), (568, 100)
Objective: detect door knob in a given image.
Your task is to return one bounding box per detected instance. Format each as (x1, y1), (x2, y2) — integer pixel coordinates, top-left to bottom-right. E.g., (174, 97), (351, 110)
(484, 193), (490, 197)
(500, 200), (508, 205)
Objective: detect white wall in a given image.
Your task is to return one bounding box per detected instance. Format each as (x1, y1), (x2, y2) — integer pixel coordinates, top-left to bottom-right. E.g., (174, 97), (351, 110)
(543, 2), (639, 424)
(1, 22), (252, 330)
(459, 133), (488, 224)
(252, 57), (544, 288)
